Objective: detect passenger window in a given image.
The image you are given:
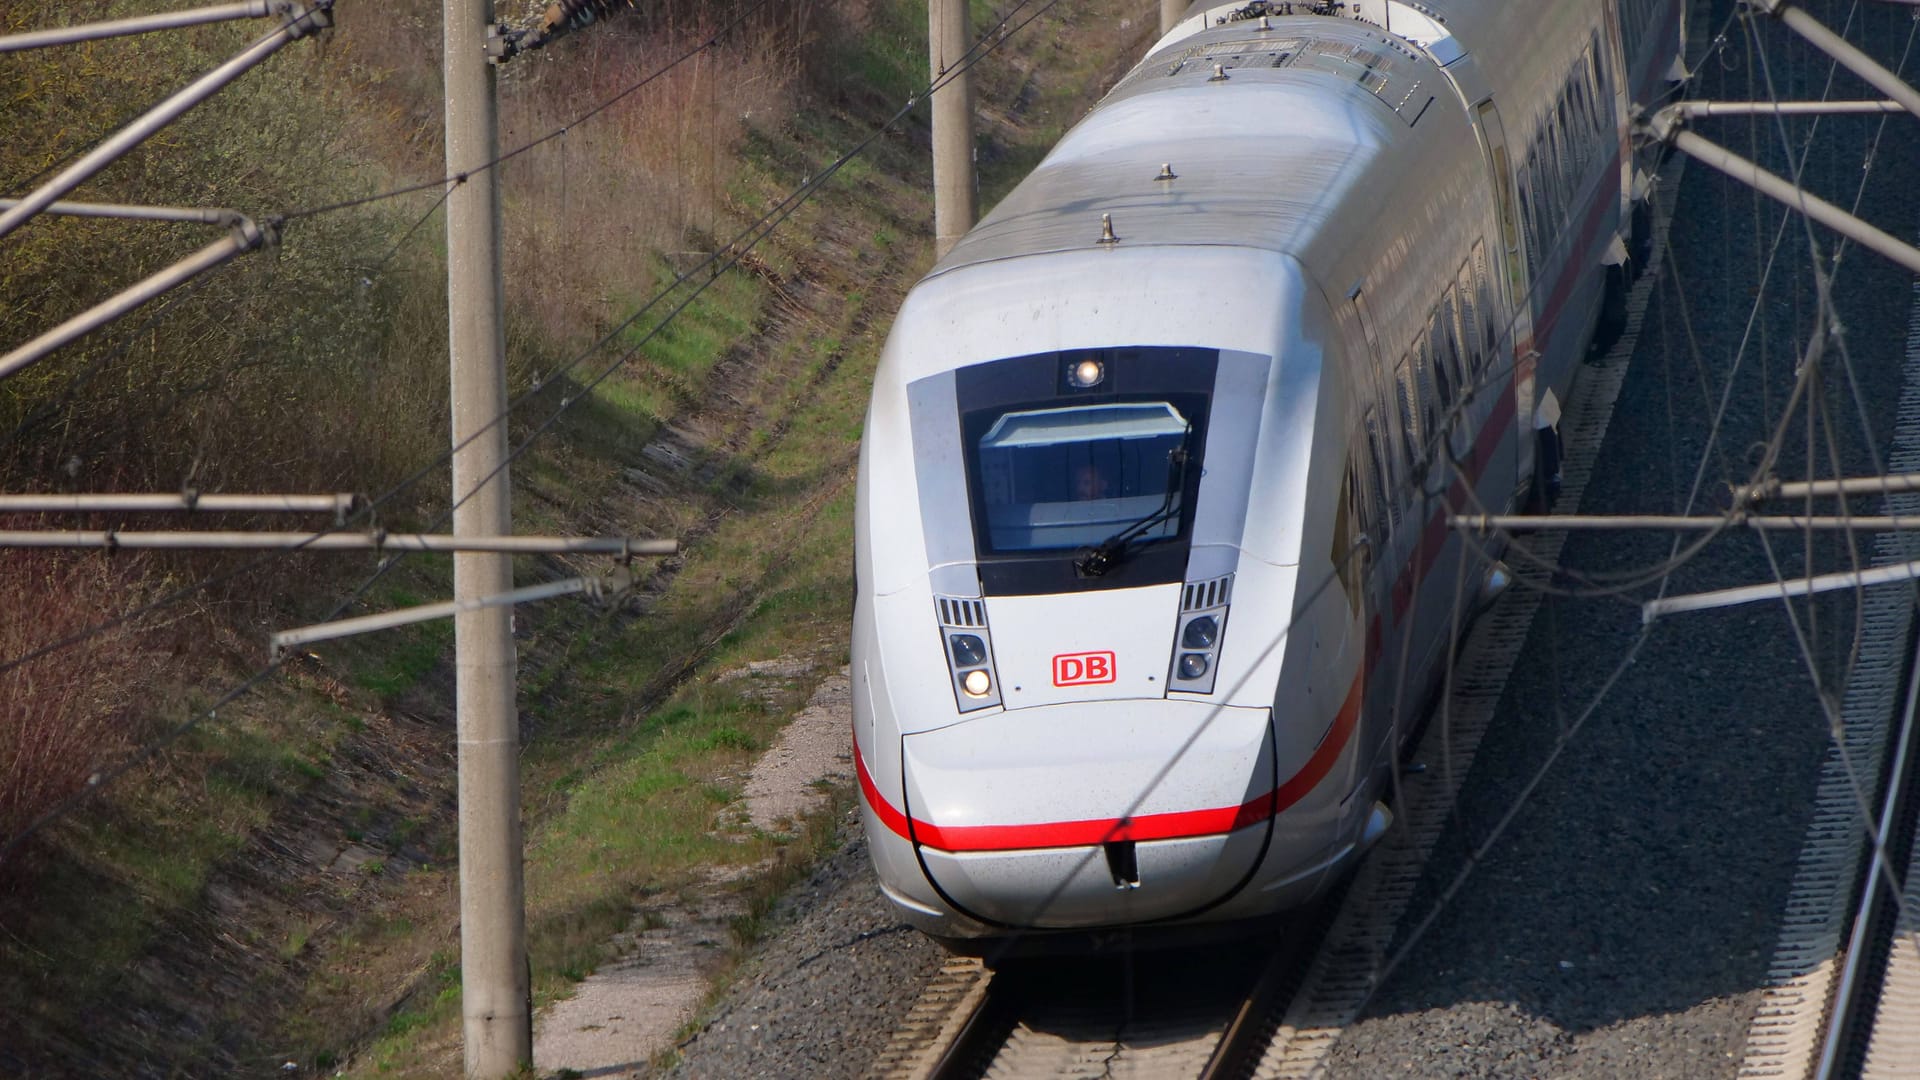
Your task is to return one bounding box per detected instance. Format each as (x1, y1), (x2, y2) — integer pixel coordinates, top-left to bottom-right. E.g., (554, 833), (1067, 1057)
(1546, 118), (1569, 224)
(1454, 261), (1480, 381)
(1582, 45), (1604, 137)
(1427, 312), (1454, 415)
(1443, 289), (1466, 392)
(1568, 75), (1588, 169)
(1591, 32), (1613, 123)
(1394, 354), (1421, 473)
(1475, 241), (1500, 358)
(1556, 94), (1571, 174)
(1333, 462), (1369, 609)
(1518, 151), (1540, 276)
(1364, 408), (1395, 531)
(1412, 335), (1440, 455)
(1332, 465), (1353, 596)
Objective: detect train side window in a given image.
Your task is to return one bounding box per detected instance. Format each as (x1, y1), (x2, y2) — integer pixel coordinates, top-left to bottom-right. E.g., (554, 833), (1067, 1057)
(1332, 464), (1352, 597)
(1426, 310), (1454, 416)
(1540, 129), (1563, 232)
(1376, 381), (1404, 492)
(1440, 286), (1466, 394)
(1564, 87), (1581, 174)
(1454, 260), (1481, 382)
(1333, 461), (1369, 608)
(1548, 109), (1570, 224)
(1518, 149), (1541, 277)
(1478, 101), (1526, 312)
(1592, 30), (1614, 124)
(1582, 44), (1604, 137)
(1474, 241), (1501, 367)
(1364, 408), (1395, 531)
(1411, 334), (1440, 461)
(1555, 92), (1572, 184)
(1531, 128), (1551, 235)
(1394, 353), (1421, 475)
(1568, 72), (1589, 170)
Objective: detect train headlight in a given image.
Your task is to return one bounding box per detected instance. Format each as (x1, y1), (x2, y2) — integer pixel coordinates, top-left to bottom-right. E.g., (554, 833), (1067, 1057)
(1182, 615), (1219, 650)
(936, 596), (1002, 712)
(950, 633), (988, 668)
(1067, 358), (1106, 389)
(1169, 576), (1231, 695)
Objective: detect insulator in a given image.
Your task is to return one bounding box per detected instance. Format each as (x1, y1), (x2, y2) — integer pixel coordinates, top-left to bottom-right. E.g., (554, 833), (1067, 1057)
(541, 0), (632, 35)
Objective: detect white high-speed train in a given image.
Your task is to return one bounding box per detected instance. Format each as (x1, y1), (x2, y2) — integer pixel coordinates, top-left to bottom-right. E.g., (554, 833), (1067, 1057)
(852, 0), (1685, 950)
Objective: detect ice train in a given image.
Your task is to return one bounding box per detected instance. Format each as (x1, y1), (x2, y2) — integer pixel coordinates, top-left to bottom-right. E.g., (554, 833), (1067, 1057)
(852, 0), (1685, 949)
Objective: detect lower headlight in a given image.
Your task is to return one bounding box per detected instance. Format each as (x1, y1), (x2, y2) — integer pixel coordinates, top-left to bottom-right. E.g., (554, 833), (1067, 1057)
(962, 669), (993, 697)
(1178, 653), (1209, 680)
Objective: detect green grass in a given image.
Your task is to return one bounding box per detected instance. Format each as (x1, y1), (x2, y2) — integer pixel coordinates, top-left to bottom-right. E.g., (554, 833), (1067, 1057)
(350, 618), (455, 698)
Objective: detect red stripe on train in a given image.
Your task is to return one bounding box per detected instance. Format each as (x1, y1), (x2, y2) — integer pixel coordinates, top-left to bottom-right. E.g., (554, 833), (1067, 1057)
(855, 674), (1363, 854)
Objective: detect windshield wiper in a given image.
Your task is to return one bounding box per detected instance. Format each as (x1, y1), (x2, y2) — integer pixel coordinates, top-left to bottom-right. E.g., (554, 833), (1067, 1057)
(1074, 444), (1192, 578)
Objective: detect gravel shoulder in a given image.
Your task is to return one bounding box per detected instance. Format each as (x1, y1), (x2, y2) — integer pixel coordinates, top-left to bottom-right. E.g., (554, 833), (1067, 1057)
(663, 828), (947, 1080)
(535, 665), (872, 1078)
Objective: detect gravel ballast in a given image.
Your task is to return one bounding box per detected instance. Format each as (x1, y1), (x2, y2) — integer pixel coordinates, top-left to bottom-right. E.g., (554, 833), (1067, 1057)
(666, 825), (947, 1079)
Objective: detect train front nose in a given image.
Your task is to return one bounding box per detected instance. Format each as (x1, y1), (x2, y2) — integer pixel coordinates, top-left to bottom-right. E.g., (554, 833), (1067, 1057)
(901, 699), (1275, 929)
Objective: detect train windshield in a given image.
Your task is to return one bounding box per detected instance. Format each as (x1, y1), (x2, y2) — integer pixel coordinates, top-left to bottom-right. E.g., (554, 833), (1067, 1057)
(973, 402), (1192, 553)
(949, 346), (1218, 593)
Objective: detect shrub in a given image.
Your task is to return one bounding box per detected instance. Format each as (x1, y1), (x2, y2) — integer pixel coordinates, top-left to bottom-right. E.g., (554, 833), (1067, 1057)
(0, 551), (157, 879)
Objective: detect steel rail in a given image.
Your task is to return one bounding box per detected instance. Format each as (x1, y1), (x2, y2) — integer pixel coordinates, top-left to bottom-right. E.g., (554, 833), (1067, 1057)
(0, 530), (677, 556)
(0, 3), (330, 242)
(0, 2), (278, 53)
(1197, 908), (1334, 1080)
(919, 975), (1010, 1080)
(1815, 632), (1920, 1077)
(921, 950), (1272, 1080)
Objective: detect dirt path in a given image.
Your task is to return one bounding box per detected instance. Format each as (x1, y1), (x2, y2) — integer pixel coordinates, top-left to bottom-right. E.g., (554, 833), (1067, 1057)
(533, 665), (854, 1076)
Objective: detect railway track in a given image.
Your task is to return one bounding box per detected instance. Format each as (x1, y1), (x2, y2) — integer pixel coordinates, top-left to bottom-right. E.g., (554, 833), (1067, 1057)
(867, 922), (1320, 1080)
(862, 133), (1692, 1080)
(1856, 268), (1920, 1078)
(1738, 227), (1920, 1080)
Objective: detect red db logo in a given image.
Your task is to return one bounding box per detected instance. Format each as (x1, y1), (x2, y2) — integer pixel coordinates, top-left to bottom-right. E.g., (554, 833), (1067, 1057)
(1052, 651), (1116, 687)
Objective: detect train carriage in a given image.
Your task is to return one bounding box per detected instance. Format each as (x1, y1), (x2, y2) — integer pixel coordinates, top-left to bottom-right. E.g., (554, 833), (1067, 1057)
(853, 0), (1685, 949)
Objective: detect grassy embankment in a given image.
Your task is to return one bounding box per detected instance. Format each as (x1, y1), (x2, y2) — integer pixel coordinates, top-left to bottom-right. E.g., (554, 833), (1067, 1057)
(0, 0), (1142, 1074)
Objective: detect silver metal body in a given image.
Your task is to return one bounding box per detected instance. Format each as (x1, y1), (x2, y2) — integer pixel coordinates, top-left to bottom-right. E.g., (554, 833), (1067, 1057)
(854, 0), (1683, 948)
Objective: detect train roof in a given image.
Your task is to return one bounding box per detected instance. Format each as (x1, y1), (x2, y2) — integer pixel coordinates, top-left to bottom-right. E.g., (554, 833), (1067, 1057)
(929, 16), (1456, 279)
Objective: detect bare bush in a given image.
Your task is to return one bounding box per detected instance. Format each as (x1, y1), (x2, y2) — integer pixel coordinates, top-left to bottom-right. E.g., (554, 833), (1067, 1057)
(499, 12), (802, 350)
(0, 552), (157, 871)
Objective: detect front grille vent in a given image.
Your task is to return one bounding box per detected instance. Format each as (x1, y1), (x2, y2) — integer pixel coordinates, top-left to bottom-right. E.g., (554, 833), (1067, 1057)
(1182, 574), (1234, 612)
(936, 596), (988, 628)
